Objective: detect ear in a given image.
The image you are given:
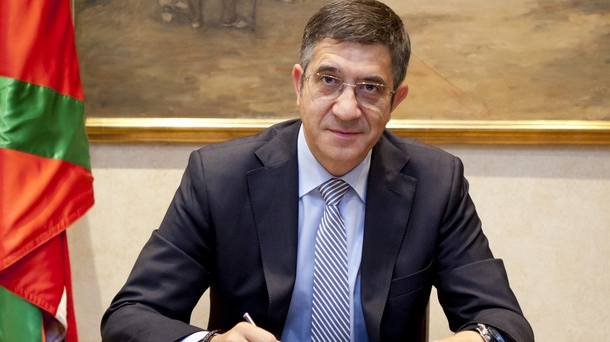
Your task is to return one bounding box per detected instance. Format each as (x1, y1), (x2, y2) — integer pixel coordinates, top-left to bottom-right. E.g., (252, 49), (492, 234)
(292, 64), (304, 106)
(390, 83), (409, 112)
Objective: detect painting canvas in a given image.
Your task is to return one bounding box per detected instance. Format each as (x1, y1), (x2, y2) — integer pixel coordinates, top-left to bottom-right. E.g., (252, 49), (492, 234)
(74, 0), (610, 141)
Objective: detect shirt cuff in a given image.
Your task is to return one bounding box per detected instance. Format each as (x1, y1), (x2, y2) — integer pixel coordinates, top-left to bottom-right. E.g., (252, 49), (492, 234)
(179, 331), (208, 342)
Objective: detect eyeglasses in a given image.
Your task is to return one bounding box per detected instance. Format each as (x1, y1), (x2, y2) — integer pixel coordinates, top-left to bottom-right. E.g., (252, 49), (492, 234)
(305, 73), (395, 109)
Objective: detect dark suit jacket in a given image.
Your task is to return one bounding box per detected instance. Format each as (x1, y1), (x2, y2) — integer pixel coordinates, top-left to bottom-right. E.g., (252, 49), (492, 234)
(101, 119), (533, 342)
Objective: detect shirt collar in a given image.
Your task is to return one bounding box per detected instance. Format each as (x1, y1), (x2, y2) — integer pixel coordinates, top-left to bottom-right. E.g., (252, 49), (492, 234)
(297, 124), (370, 202)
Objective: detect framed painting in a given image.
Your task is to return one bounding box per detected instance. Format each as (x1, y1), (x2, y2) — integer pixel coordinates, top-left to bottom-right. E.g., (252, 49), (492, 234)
(75, 0), (610, 144)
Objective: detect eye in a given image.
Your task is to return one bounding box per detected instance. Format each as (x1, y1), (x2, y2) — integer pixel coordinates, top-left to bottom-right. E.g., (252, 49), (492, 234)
(318, 74), (340, 86)
(358, 82), (382, 95)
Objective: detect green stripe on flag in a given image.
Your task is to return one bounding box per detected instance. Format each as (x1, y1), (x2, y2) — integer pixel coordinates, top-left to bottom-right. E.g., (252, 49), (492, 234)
(0, 286), (43, 342)
(0, 76), (90, 170)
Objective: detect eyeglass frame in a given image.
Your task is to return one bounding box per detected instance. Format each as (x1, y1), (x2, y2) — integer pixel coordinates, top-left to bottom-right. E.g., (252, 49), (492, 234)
(304, 72), (396, 109)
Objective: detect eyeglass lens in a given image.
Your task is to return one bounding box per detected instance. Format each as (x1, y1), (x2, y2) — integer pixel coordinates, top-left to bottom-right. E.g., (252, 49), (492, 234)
(307, 73), (392, 109)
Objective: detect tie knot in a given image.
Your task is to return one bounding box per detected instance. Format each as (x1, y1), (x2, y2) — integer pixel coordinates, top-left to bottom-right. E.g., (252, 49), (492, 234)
(319, 178), (350, 206)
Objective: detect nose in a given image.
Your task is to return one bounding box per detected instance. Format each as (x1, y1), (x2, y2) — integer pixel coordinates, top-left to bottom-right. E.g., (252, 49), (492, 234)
(332, 85), (361, 121)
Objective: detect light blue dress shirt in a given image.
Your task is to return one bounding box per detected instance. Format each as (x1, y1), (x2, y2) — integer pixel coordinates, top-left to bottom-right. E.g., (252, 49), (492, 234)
(280, 125), (371, 342)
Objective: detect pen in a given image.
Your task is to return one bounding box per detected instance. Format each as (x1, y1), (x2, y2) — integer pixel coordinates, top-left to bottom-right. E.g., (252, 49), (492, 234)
(243, 312), (257, 327)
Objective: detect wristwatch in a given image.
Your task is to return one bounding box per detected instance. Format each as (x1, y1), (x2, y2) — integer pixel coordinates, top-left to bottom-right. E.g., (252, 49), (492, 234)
(199, 329), (221, 342)
(474, 323), (506, 342)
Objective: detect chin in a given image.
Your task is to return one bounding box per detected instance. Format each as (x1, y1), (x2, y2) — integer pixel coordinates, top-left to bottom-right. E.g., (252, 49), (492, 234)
(329, 148), (362, 164)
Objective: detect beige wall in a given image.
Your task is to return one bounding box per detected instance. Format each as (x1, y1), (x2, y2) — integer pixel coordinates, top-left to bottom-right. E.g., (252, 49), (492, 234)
(68, 143), (610, 341)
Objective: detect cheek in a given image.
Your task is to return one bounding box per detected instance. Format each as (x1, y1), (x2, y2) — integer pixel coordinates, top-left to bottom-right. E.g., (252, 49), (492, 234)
(365, 111), (390, 131)
(300, 99), (329, 121)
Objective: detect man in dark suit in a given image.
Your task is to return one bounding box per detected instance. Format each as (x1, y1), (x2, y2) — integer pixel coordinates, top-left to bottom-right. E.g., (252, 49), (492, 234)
(101, 1), (534, 341)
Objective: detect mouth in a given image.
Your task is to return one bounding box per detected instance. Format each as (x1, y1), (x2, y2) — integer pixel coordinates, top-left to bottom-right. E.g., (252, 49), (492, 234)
(329, 128), (360, 139)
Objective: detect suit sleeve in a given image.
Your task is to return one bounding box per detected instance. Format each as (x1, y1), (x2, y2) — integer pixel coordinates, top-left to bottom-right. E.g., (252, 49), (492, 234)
(434, 156), (534, 342)
(101, 151), (214, 342)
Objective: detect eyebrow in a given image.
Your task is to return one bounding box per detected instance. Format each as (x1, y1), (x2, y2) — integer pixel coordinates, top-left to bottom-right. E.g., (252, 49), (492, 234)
(314, 65), (389, 86)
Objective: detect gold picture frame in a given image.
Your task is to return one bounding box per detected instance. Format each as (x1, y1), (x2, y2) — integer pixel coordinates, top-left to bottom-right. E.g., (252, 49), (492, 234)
(77, 0), (610, 145)
(86, 118), (610, 145)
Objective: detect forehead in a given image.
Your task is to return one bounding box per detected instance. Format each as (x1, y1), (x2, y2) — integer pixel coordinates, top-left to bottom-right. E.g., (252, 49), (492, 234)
(308, 39), (393, 81)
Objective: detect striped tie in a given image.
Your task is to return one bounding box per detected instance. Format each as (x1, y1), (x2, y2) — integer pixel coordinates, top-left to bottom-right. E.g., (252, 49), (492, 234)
(312, 178), (351, 342)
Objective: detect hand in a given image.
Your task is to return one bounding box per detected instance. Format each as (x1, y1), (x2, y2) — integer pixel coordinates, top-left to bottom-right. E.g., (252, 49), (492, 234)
(432, 330), (485, 342)
(209, 322), (279, 342)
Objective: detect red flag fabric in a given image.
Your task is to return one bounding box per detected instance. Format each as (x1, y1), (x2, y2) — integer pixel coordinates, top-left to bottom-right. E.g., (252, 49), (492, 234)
(0, 0), (94, 340)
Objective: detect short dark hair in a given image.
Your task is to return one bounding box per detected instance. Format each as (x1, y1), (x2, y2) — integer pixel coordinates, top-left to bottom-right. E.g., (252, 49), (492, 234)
(299, 0), (411, 90)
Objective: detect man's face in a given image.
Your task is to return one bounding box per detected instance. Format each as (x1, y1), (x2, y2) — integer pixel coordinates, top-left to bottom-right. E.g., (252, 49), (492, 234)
(292, 39), (409, 176)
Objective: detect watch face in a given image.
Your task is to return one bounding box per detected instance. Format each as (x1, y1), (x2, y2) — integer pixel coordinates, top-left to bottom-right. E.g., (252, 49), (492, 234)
(488, 327), (507, 342)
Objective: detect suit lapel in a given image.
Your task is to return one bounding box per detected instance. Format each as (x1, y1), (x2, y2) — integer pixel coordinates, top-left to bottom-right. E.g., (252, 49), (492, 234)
(360, 135), (418, 341)
(246, 122), (300, 336)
